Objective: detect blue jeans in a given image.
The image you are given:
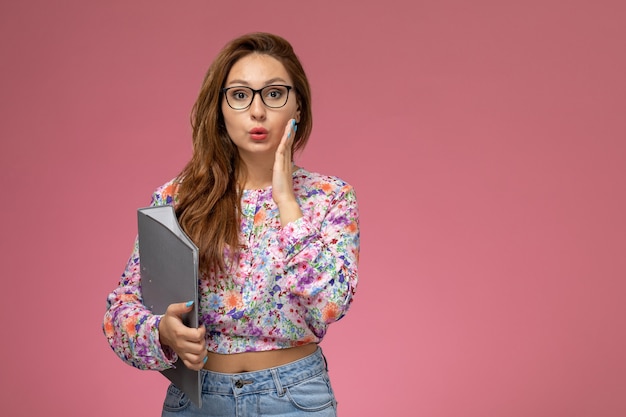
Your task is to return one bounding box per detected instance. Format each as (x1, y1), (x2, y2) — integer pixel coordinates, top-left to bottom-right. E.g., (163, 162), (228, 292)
(161, 347), (338, 416)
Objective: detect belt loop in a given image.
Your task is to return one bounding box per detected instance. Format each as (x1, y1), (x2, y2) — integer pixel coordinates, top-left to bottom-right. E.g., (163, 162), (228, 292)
(271, 368), (285, 396)
(320, 347), (329, 371)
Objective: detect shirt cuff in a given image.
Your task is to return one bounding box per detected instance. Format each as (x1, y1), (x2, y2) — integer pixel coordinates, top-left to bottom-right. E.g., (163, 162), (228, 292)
(152, 315), (179, 366)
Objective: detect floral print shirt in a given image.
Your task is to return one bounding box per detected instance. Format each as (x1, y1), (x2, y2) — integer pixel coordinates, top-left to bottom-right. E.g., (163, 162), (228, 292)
(103, 168), (359, 371)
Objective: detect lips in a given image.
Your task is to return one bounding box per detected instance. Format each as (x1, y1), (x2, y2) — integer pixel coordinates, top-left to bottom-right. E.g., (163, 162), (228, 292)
(249, 127), (268, 141)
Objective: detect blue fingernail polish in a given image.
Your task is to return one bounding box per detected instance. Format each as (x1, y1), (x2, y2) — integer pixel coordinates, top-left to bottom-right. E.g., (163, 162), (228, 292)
(294, 124), (298, 132)
(203, 356), (208, 364)
(287, 131), (291, 139)
(291, 119), (296, 127)
(185, 300), (194, 307)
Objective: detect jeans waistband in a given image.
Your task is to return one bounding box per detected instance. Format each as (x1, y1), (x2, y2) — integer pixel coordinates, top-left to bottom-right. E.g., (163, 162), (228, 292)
(199, 347), (327, 397)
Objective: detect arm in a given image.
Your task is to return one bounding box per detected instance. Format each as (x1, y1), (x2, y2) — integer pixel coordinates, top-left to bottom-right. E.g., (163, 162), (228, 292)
(272, 120), (360, 326)
(278, 183), (360, 331)
(103, 238), (178, 371)
(102, 184), (180, 371)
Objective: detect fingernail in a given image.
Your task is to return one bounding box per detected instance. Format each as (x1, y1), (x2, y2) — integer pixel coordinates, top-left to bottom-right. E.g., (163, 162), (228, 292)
(294, 124), (298, 132)
(287, 131), (291, 139)
(203, 356), (208, 364)
(291, 119), (296, 127)
(185, 300), (194, 307)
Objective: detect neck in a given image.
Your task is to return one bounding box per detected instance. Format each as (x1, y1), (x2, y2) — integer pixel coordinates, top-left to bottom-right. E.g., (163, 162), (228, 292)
(237, 152), (273, 189)
(238, 156), (298, 190)
(241, 165), (273, 189)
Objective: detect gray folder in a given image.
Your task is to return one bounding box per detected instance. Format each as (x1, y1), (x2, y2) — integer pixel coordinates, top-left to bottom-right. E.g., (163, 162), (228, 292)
(137, 205), (202, 407)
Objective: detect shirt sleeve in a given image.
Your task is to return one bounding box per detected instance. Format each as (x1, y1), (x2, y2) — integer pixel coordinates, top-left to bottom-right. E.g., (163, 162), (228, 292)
(102, 187), (179, 371)
(277, 183), (360, 333)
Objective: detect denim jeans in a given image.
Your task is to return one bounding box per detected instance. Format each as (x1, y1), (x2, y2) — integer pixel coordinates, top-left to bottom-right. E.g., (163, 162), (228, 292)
(161, 348), (338, 417)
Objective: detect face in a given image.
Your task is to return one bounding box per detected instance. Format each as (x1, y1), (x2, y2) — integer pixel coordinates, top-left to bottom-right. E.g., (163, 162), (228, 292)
(221, 53), (300, 162)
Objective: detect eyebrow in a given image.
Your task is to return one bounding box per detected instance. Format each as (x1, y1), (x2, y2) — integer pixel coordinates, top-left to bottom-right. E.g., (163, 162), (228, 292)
(225, 77), (289, 87)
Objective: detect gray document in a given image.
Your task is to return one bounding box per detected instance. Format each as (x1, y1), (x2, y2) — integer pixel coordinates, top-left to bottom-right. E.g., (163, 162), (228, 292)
(137, 205), (202, 407)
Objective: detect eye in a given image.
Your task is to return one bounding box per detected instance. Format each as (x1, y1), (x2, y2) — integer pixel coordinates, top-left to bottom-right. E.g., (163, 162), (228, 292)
(229, 88), (250, 101)
(264, 86), (286, 100)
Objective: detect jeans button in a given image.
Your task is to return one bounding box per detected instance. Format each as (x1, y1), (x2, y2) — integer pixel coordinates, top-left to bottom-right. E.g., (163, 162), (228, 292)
(234, 379), (253, 389)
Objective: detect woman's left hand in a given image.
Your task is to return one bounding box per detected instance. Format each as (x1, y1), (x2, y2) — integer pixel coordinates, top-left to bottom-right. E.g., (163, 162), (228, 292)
(273, 118), (302, 226)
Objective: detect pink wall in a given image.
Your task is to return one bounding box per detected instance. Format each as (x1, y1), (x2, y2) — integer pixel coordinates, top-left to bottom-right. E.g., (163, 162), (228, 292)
(1, 1), (625, 416)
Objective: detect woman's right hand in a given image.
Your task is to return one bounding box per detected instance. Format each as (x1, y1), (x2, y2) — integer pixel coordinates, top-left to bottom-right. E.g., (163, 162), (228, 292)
(158, 301), (207, 370)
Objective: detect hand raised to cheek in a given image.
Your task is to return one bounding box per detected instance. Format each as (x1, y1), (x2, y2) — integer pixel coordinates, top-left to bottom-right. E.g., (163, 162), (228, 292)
(272, 118), (303, 226)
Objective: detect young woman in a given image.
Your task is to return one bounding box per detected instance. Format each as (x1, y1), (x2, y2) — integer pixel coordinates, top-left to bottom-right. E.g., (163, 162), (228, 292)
(103, 32), (360, 416)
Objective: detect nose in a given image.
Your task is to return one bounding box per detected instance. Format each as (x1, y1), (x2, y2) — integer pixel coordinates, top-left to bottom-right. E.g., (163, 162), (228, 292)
(249, 91), (266, 120)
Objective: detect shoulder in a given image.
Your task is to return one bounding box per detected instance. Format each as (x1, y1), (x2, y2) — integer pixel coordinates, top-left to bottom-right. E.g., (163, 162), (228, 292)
(293, 168), (356, 200)
(150, 178), (182, 206)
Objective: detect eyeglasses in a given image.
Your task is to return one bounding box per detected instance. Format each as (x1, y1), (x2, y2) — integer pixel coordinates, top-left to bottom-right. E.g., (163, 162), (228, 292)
(222, 84), (293, 110)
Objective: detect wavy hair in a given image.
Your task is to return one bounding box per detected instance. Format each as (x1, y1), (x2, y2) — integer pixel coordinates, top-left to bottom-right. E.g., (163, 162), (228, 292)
(175, 32), (313, 273)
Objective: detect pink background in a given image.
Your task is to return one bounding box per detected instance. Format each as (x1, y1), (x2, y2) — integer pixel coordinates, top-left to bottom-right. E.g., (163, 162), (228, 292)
(1, 1), (625, 416)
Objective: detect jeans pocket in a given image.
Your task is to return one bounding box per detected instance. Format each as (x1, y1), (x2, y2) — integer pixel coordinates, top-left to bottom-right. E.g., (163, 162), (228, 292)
(285, 372), (337, 412)
(162, 383), (192, 412)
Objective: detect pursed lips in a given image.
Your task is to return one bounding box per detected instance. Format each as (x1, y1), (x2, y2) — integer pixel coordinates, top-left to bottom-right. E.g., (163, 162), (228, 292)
(249, 127), (268, 140)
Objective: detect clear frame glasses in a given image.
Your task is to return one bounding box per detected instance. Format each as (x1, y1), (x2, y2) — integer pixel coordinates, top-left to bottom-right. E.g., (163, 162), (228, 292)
(222, 84), (293, 110)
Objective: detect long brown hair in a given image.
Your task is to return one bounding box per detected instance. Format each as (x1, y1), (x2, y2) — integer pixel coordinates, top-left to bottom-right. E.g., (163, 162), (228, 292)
(175, 32), (313, 273)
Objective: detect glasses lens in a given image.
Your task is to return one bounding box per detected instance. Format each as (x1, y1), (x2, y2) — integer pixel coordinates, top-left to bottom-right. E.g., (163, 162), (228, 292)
(225, 87), (253, 110)
(261, 85), (289, 108)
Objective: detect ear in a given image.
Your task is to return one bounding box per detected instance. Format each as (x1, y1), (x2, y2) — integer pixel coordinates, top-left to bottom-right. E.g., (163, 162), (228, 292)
(295, 101), (301, 123)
